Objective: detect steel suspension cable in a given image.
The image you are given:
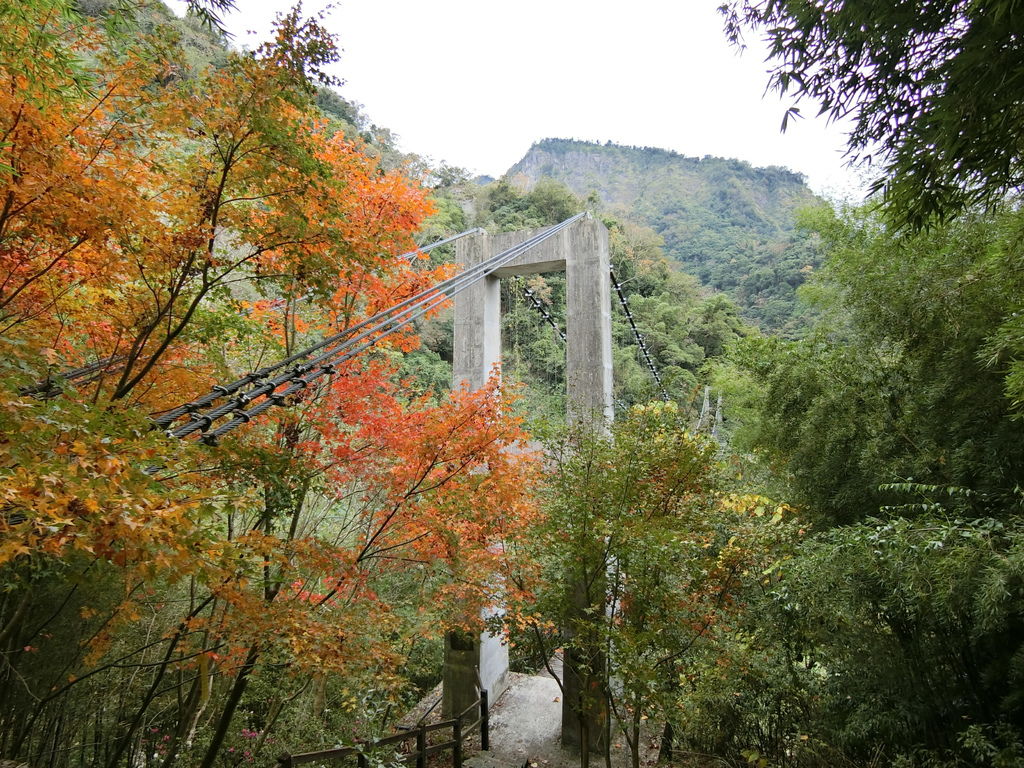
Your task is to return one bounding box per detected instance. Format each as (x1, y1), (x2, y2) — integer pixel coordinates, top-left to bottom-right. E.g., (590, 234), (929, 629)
(170, 213), (586, 442)
(152, 227), (485, 427)
(21, 231), (484, 409)
(522, 284), (565, 343)
(609, 267), (670, 402)
(177, 214), (584, 442)
(20, 355), (127, 398)
(404, 227), (485, 260)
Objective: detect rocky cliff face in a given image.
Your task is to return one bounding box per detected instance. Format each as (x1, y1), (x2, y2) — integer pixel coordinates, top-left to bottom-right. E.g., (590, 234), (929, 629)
(508, 138), (815, 232)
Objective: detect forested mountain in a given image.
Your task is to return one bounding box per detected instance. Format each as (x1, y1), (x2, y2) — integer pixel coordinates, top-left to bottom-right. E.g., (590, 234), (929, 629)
(507, 138), (823, 333)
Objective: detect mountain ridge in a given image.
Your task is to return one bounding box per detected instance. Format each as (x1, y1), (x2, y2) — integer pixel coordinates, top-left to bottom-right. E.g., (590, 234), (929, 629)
(506, 138), (823, 333)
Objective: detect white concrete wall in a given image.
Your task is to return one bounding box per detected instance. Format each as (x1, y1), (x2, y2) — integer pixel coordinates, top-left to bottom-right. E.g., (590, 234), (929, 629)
(479, 606), (510, 702)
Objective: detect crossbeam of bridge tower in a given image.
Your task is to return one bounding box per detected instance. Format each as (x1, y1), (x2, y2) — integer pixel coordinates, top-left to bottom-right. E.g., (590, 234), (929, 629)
(452, 215), (613, 421)
(444, 215), (613, 754)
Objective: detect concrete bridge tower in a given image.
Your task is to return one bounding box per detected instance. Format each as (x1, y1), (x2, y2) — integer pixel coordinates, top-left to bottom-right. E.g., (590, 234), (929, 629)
(445, 214), (613, 753)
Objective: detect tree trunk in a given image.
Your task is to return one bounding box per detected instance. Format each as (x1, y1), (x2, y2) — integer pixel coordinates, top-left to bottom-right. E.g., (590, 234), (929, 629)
(658, 722), (674, 762)
(197, 645), (260, 768)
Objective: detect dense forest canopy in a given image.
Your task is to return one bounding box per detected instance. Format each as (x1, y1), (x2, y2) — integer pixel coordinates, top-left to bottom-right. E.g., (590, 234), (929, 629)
(690, 2), (1024, 765)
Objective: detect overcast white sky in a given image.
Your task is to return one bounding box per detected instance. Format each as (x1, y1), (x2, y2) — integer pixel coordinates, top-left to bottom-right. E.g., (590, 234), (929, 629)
(169, 0), (866, 200)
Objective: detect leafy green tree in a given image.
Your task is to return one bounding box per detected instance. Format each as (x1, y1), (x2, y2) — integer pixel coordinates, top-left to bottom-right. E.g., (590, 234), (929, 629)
(516, 404), (799, 768)
(723, 0), (1024, 229)
(725, 205), (1024, 525)
(674, 510), (1024, 767)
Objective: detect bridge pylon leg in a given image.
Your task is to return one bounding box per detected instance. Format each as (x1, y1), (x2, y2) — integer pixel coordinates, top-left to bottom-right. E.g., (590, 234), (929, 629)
(447, 216), (613, 748)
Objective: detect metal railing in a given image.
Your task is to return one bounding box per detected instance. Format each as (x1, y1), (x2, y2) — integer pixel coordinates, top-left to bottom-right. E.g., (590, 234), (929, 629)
(277, 681), (489, 768)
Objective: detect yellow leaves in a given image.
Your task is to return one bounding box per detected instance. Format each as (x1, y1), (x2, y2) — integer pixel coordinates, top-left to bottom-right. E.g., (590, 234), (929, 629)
(0, 541), (32, 565)
(0, 433), (202, 574)
(722, 493), (796, 527)
(119, 514), (143, 531)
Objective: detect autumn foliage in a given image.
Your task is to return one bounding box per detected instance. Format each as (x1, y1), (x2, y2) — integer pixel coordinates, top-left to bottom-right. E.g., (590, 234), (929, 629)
(0, 4), (538, 767)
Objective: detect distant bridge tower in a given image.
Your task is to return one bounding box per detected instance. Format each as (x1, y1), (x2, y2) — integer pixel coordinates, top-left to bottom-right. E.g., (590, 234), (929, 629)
(445, 215), (613, 752)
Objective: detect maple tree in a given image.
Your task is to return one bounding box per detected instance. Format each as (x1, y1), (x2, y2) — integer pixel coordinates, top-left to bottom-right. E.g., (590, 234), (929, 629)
(0, 3), (161, 341)
(0, 4), (541, 767)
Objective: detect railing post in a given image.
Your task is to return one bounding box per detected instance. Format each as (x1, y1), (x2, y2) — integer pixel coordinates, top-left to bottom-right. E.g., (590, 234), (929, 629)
(416, 725), (426, 768)
(277, 754), (293, 768)
(453, 715), (463, 768)
(357, 752), (368, 768)
(480, 690), (489, 751)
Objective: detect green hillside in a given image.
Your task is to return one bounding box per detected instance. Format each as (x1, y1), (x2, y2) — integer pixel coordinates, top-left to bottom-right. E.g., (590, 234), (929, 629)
(507, 138), (824, 334)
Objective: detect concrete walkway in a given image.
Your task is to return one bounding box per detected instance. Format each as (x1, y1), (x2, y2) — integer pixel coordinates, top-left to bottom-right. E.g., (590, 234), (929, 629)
(486, 671), (564, 764)
(400, 656), (660, 768)
(473, 655), (660, 768)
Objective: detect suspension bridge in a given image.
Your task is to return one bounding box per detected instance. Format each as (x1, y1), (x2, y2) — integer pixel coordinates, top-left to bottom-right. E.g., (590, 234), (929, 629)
(31, 213), (713, 763)
(32, 213), (671, 437)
